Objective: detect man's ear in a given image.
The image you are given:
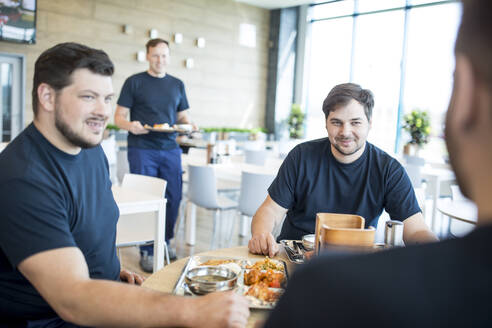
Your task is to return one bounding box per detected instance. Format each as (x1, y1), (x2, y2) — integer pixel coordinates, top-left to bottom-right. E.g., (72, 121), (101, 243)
(453, 54), (477, 133)
(37, 83), (56, 113)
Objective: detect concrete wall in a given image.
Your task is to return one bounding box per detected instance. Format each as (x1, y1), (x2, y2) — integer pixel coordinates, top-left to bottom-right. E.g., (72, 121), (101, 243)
(0, 0), (270, 129)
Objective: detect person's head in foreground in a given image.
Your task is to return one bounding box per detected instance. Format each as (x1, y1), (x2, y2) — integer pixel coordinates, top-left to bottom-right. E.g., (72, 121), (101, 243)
(263, 0), (492, 327)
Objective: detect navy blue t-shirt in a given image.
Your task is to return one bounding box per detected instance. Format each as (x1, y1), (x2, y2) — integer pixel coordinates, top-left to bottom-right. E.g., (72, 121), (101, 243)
(117, 72), (189, 150)
(0, 124), (120, 321)
(269, 138), (420, 241)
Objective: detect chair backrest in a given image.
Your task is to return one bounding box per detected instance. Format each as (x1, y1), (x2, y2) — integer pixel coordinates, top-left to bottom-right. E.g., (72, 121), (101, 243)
(121, 173), (167, 198)
(187, 164), (220, 209)
(319, 225), (376, 247)
(187, 147), (208, 159)
(451, 185), (466, 201)
(404, 163), (424, 188)
(244, 149), (268, 166)
(404, 155), (426, 166)
(117, 174), (167, 248)
(314, 213), (366, 252)
(238, 171), (276, 217)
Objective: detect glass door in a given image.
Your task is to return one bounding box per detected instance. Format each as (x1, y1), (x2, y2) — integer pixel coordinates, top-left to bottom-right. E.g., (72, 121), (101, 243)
(0, 54), (24, 142)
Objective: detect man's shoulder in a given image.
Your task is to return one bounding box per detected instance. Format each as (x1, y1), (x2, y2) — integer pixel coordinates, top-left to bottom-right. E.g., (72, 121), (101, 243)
(165, 73), (185, 85)
(366, 142), (401, 169)
(125, 71), (148, 82)
(294, 137), (330, 153)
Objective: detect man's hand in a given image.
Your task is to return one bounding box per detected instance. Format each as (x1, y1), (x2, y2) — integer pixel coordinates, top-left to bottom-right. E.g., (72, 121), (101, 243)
(129, 121), (149, 135)
(189, 291), (250, 328)
(248, 232), (279, 257)
(120, 269), (144, 285)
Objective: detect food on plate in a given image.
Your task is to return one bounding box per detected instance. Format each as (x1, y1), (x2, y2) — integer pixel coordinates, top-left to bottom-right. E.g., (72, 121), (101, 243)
(174, 124), (193, 131)
(153, 123), (170, 129)
(245, 282), (281, 303)
(246, 257), (284, 272)
(200, 259), (236, 266)
(244, 269), (284, 288)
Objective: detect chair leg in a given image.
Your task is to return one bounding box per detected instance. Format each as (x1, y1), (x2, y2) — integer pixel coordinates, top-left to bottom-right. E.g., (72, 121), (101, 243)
(164, 243), (170, 265)
(175, 198), (187, 237)
(226, 210), (236, 247)
(238, 214), (250, 237)
(211, 209), (220, 250)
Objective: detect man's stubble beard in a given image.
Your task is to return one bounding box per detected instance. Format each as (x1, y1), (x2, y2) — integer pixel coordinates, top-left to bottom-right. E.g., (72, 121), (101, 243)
(54, 104), (102, 149)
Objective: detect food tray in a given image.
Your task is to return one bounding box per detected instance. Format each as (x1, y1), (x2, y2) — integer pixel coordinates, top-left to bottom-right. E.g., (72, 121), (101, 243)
(173, 255), (288, 309)
(143, 124), (191, 134)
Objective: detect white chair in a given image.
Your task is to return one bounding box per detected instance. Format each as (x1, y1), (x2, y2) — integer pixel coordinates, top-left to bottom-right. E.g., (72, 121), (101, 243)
(116, 173), (170, 267)
(244, 149), (269, 166)
(237, 171), (276, 237)
(186, 164), (238, 249)
(404, 163), (427, 218)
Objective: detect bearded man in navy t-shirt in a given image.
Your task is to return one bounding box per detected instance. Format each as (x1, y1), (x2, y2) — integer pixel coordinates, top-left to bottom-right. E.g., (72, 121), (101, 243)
(248, 83), (438, 257)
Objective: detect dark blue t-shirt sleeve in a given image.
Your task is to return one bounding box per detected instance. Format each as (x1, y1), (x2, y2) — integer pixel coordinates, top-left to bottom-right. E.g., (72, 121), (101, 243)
(117, 77), (135, 109)
(0, 179), (76, 268)
(268, 146), (300, 209)
(384, 161), (421, 221)
(177, 80), (189, 112)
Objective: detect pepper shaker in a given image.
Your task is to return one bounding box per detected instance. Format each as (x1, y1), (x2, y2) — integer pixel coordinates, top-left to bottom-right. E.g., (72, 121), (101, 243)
(384, 220), (404, 247)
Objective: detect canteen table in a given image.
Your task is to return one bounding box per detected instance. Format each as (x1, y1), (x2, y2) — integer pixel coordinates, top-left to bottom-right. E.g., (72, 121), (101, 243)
(142, 246), (294, 328)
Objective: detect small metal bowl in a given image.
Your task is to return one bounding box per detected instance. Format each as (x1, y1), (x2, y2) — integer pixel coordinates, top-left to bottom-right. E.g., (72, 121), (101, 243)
(184, 266), (237, 295)
(302, 234), (315, 250)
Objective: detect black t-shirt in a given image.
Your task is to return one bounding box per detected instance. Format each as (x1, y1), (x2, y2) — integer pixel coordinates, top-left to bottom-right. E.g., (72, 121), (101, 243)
(269, 138), (420, 240)
(265, 224), (492, 328)
(117, 72), (189, 150)
(0, 124), (120, 321)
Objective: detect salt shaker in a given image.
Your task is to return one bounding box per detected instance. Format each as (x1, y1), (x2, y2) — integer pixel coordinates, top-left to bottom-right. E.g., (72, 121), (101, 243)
(384, 220), (404, 247)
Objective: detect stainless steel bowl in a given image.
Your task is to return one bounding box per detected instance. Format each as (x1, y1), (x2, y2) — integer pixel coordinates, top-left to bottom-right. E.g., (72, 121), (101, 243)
(184, 266), (237, 295)
(302, 234), (315, 250)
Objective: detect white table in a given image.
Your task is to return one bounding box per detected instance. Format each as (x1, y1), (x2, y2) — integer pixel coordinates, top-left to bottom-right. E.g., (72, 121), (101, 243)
(438, 199), (477, 225)
(421, 166), (456, 232)
(112, 186), (167, 271)
(438, 198), (477, 237)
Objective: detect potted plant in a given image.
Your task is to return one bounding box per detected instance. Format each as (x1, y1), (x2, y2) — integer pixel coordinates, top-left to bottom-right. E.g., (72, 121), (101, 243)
(402, 109), (431, 155)
(104, 123), (120, 139)
(288, 104), (305, 139)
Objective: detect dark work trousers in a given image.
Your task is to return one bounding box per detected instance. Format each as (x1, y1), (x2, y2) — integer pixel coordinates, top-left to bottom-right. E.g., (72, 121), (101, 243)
(127, 147), (183, 255)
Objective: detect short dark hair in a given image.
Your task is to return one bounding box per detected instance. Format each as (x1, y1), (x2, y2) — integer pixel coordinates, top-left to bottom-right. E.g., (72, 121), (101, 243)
(32, 42), (114, 117)
(146, 38), (169, 53)
(455, 0), (492, 87)
(322, 83), (374, 121)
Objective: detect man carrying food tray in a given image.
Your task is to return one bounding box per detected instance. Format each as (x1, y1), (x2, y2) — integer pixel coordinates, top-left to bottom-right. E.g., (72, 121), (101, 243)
(115, 38), (196, 269)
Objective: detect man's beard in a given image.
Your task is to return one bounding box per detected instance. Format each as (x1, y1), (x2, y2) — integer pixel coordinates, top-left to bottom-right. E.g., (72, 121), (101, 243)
(333, 139), (364, 156)
(54, 106), (103, 149)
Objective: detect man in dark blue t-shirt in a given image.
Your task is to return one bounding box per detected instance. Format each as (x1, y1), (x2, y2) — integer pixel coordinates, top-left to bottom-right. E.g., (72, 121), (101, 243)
(115, 38), (195, 269)
(265, 1), (492, 326)
(249, 83), (438, 257)
(0, 42), (248, 327)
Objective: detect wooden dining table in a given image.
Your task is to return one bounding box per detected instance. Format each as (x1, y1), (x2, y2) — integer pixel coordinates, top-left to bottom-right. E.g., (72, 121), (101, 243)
(142, 246), (295, 328)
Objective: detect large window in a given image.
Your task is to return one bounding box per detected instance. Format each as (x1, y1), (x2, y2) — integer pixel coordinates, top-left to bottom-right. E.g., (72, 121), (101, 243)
(305, 0), (461, 158)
